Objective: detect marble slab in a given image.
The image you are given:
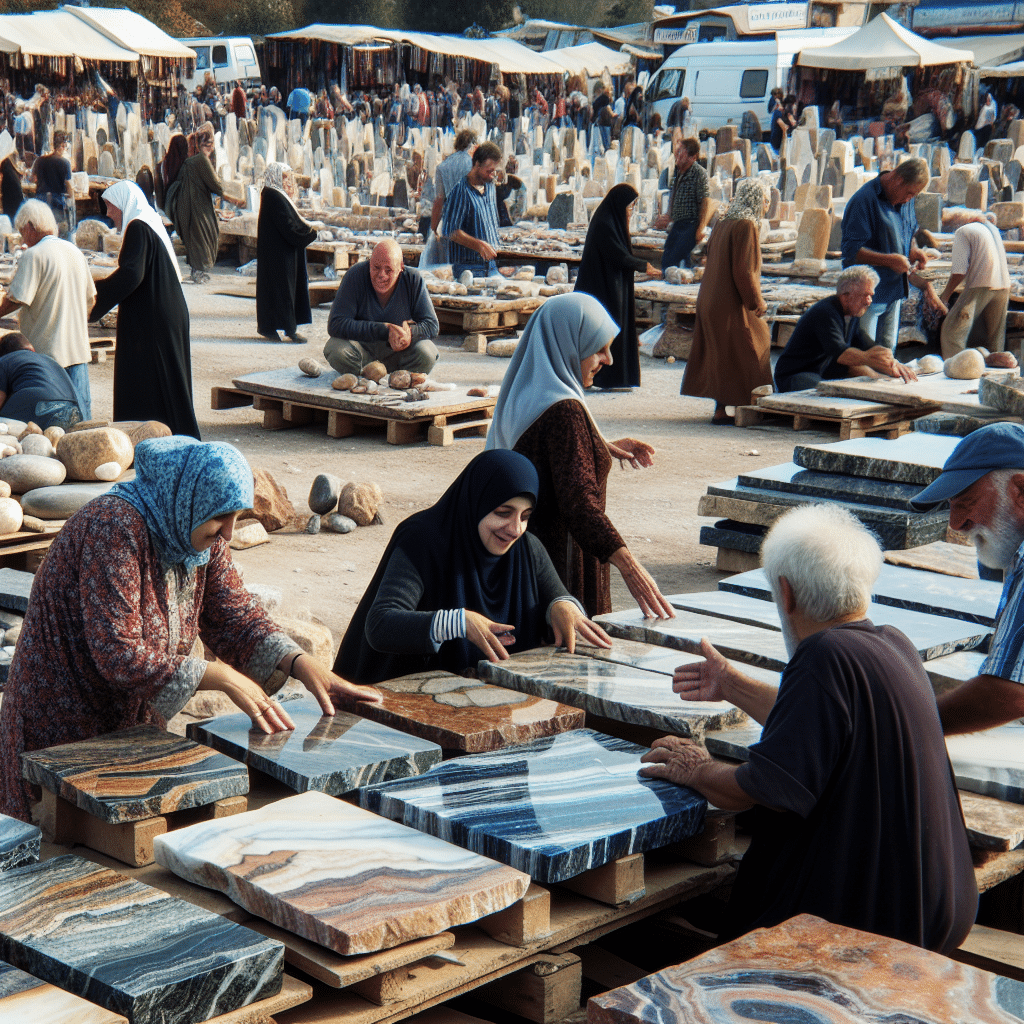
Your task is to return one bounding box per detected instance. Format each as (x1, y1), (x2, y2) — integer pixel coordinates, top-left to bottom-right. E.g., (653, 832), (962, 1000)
(573, 638), (688, 676)
(0, 567), (34, 612)
(792, 433), (960, 485)
(154, 791), (530, 956)
(360, 729), (707, 883)
(924, 650), (987, 695)
(186, 694), (441, 796)
(0, 959), (127, 1023)
(0, 855), (283, 1024)
(884, 541), (980, 580)
(666, 590), (990, 661)
(351, 671), (585, 752)
(0, 814), (39, 873)
(719, 563), (1001, 626)
(947, 723), (1024, 804)
(587, 912), (1024, 1024)
(20, 725), (249, 824)
(478, 648), (753, 740)
(817, 370), (1017, 414)
(703, 723), (763, 761)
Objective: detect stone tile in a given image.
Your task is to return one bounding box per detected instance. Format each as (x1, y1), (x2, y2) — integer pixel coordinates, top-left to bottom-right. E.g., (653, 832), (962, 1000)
(0, 568), (33, 612)
(351, 671), (584, 752)
(960, 791), (1024, 851)
(0, 815), (39, 873)
(947, 722), (1024, 803)
(699, 520), (764, 555)
(0, 855), (283, 1024)
(587, 912), (1024, 1024)
(155, 791), (529, 956)
(884, 541), (979, 580)
(360, 730), (707, 884)
(574, 638), (690, 676)
(478, 649), (751, 740)
(703, 723), (762, 761)
(793, 433), (961, 485)
(0, 959), (127, 1022)
(21, 725), (249, 824)
(186, 694), (441, 796)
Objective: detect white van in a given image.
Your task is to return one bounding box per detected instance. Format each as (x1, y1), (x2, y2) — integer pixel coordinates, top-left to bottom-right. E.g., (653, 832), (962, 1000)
(178, 37), (261, 92)
(645, 28), (855, 133)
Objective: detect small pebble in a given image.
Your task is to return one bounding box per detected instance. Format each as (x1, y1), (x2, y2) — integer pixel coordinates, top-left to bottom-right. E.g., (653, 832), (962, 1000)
(305, 514), (321, 534)
(666, 356), (676, 363)
(324, 513), (357, 534)
(744, 449), (760, 456)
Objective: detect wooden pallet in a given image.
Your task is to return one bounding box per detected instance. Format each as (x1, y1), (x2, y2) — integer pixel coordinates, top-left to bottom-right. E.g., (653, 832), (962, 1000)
(90, 336), (115, 363)
(734, 404), (920, 439)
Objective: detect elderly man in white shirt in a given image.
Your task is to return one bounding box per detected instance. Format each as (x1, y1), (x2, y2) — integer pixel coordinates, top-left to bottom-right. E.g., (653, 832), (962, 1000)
(938, 215), (1010, 360)
(0, 200), (96, 418)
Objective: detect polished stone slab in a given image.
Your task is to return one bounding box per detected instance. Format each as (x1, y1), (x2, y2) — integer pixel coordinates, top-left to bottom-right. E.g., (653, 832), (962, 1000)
(587, 912), (1024, 1024)
(699, 520), (764, 554)
(21, 725), (249, 824)
(574, 638), (691, 676)
(885, 540), (980, 579)
(154, 791), (530, 956)
(0, 815), (39, 874)
(947, 723), (1024, 804)
(703, 723), (763, 761)
(737, 462), (927, 510)
(360, 729), (707, 883)
(0, 567), (34, 613)
(924, 650), (987, 696)
(793, 433), (960, 485)
(478, 648), (753, 740)
(0, 855), (283, 1024)
(667, 590), (991, 661)
(352, 671), (585, 752)
(0, 959), (128, 1023)
(719, 563), (1001, 626)
(186, 694), (442, 796)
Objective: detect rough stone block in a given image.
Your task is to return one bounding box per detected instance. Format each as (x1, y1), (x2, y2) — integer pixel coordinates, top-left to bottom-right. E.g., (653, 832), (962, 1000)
(947, 163), (980, 205)
(992, 201), (1024, 229)
(915, 191), (943, 232)
(795, 207), (831, 260)
(978, 373), (1024, 416)
(965, 180), (989, 210)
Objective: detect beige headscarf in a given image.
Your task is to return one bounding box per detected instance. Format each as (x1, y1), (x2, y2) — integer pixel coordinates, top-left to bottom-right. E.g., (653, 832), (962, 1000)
(723, 178), (769, 222)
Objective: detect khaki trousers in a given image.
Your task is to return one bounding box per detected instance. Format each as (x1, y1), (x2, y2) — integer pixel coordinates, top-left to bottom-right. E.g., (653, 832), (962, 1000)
(940, 287), (1009, 359)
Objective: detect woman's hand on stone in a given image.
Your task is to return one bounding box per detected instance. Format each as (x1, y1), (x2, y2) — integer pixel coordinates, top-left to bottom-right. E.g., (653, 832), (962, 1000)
(466, 610), (516, 662)
(550, 600), (612, 654)
(201, 662), (296, 734)
(289, 653), (383, 715)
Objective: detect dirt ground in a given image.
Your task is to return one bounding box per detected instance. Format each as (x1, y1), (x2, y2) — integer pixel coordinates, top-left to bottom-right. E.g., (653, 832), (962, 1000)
(104, 264), (836, 647)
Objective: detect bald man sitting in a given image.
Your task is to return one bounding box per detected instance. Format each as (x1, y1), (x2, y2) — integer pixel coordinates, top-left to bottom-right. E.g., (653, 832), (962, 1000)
(325, 239), (440, 376)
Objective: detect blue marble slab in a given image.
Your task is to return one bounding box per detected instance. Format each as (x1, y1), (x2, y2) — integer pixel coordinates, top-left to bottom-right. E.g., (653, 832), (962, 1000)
(0, 855), (283, 1024)
(0, 959), (128, 1022)
(360, 729), (707, 883)
(735, 462), (929, 511)
(0, 814), (39, 873)
(947, 723), (1024, 804)
(793, 434), (960, 485)
(186, 694), (442, 796)
(719, 563), (1001, 627)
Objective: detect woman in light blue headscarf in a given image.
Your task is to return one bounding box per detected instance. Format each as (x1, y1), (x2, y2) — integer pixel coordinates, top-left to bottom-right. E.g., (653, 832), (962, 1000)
(0, 436), (380, 822)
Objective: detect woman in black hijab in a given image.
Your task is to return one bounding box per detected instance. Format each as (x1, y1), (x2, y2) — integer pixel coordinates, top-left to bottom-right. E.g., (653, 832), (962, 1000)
(333, 450), (610, 685)
(574, 183), (661, 389)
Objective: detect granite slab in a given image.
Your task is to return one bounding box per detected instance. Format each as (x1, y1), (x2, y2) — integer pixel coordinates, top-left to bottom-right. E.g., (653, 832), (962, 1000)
(0, 567), (33, 612)
(477, 648), (753, 740)
(0, 814), (39, 873)
(0, 959), (127, 1023)
(154, 791), (530, 956)
(360, 729), (707, 883)
(185, 694), (441, 796)
(0, 855), (283, 1024)
(947, 723), (1024, 804)
(792, 433), (960, 485)
(703, 723), (763, 761)
(587, 912), (1024, 1024)
(20, 725), (249, 824)
(351, 671), (585, 752)
(912, 410), (1012, 437)
(666, 590), (990, 661)
(817, 370), (1017, 414)
(719, 562), (1001, 626)
(699, 521), (764, 554)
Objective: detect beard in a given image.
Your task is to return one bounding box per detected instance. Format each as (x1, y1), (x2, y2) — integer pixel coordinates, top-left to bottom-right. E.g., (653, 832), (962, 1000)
(778, 609), (801, 660)
(969, 495), (1024, 570)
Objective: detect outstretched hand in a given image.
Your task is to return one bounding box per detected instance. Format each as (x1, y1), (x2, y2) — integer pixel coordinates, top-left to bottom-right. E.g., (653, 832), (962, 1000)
(291, 654), (383, 716)
(551, 600), (612, 654)
(608, 438), (655, 470)
(673, 638), (731, 702)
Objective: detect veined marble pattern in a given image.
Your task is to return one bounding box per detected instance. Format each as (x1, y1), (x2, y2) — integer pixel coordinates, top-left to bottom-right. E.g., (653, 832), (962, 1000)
(20, 725), (249, 824)
(186, 694), (441, 796)
(793, 434), (960, 485)
(736, 462), (932, 511)
(0, 814), (39, 873)
(154, 791), (530, 956)
(352, 671), (584, 751)
(360, 729), (707, 883)
(0, 959), (127, 1023)
(947, 723), (1024, 804)
(587, 913), (1024, 1024)
(478, 649), (753, 740)
(574, 639), (689, 676)
(0, 855), (283, 1024)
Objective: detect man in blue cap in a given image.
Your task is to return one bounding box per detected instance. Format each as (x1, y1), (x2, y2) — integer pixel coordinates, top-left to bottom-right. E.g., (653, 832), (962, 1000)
(912, 421), (1024, 733)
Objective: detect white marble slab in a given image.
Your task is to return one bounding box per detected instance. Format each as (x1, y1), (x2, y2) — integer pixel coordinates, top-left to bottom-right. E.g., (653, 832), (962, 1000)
(947, 722), (1024, 804)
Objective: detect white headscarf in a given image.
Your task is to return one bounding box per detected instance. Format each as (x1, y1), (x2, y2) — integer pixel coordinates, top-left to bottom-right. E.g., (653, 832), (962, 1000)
(103, 180), (182, 282)
(262, 161), (297, 209)
(486, 293), (618, 451)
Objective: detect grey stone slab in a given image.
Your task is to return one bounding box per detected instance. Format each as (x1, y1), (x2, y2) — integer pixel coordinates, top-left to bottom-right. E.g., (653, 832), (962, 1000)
(911, 411), (1012, 437)
(793, 434), (961, 485)
(0, 568), (34, 612)
(704, 723), (763, 761)
(0, 815), (39, 873)
(699, 521), (763, 555)
(719, 562), (1001, 626)
(574, 638), (690, 676)
(924, 650), (987, 695)
(947, 723), (1024, 803)
(736, 462), (929, 511)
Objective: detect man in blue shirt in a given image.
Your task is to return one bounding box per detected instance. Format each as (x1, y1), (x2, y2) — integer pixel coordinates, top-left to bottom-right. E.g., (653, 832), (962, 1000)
(286, 86), (313, 127)
(440, 140), (502, 279)
(840, 157), (944, 351)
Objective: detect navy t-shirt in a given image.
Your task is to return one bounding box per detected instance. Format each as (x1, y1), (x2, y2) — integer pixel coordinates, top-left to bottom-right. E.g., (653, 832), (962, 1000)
(774, 295), (867, 389)
(0, 349), (79, 423)
(34, 154), (71, 208)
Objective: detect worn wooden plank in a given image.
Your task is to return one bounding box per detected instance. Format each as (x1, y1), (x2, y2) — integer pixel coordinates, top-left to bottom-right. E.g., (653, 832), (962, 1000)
(475, 953), (582, 1024)
(559, 855), (645, 906)
(953, 924), (1024, 982)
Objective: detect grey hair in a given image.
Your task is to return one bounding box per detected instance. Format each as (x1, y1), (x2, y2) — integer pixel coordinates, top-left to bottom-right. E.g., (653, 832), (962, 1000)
(761, 505), (881, 622)
(891, 156), (930, 187)
(836, 265), (880, 295)
(15, 199), (57, 237)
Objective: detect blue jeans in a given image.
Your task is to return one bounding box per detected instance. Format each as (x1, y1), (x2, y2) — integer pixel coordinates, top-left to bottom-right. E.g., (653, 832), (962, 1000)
(34, 400), (82, 431)
(65, 362), (91, 421)
(453, 260), (499, 279)
(856, 299), (901, 351)
(662, 220), (698, 270)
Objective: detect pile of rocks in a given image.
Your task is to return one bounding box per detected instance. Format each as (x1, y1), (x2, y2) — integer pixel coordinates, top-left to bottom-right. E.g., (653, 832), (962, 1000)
(305, 474), (382, 536)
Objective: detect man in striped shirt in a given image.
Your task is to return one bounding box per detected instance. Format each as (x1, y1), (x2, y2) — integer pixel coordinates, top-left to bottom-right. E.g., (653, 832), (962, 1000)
(440, 140), (502, 279)
(911, 422), (1024, 732)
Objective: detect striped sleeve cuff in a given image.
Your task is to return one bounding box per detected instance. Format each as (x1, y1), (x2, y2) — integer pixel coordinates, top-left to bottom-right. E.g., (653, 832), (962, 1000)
(430, 608), (466, 650)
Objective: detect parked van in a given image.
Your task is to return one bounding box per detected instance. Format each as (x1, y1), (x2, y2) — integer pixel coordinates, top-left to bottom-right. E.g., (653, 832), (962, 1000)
(645, 28), (855, 133)
(177, 37), (261, 93)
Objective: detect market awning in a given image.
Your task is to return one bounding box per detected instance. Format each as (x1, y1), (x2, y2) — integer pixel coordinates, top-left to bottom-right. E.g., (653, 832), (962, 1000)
(797, 13), (972, 69)
(0, 10), (138, 60)
(978, 60), (1024, 79)
(68, 7), (196, 60)
(544, 42), (632, 77)
(934, 33), (1024, 68)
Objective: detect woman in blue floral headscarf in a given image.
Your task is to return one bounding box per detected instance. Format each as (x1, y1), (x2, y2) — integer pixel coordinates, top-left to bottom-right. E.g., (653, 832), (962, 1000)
(0, 436), (380, 822)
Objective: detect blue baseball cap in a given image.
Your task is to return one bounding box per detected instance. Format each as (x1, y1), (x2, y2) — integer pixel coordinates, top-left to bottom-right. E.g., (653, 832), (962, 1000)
(911, 422), (1024, 510)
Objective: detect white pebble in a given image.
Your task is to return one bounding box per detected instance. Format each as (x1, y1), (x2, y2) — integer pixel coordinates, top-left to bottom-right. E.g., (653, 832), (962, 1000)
(94, 461), (121, 481)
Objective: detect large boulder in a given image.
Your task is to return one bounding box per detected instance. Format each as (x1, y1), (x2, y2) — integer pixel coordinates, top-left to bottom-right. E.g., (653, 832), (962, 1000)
(0, 454), (66, 493)
(249, 469), (296, 532)
(55, 427), (133, 481)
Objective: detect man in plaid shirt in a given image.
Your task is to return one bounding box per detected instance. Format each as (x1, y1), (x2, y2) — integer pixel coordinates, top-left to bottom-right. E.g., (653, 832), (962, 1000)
(655, 136), (712, 270)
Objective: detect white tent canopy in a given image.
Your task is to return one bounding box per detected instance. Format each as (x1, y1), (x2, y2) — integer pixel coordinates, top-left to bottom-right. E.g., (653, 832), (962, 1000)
(0, 10), (138, 60)
(979, 60), (1024, 79)
(544, 42), (631, 77)
(68, 7), (195, 60)
(934, 33), (1024, 68)
(796, 13), (972, 70)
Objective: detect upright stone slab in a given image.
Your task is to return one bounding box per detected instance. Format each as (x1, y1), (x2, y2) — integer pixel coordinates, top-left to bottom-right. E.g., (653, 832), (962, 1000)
(1005, 159), (1022, 193)
(715, 125), (737, 153)
(965, 179), (989, 210)
(986, 138), (1014, 166)
(546, 191), (574, 229)
(795, 206), (830, 260)
(1009, 119), (1024, 151)
(947, 163), (980, 205)
(915, 191), (942, 232)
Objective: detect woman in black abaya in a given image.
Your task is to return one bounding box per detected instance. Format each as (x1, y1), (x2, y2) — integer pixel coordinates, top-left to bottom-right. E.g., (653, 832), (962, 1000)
(333, 449), (610, 685)
(573, 184), (661, 389)
(91, 181), (201, 439)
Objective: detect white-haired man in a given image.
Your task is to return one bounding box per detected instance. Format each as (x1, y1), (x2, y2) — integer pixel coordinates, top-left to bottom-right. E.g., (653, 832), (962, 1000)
(640, 504), (977, 955)
(774, 266), (917, 392)
(0, 199), (95, 418)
